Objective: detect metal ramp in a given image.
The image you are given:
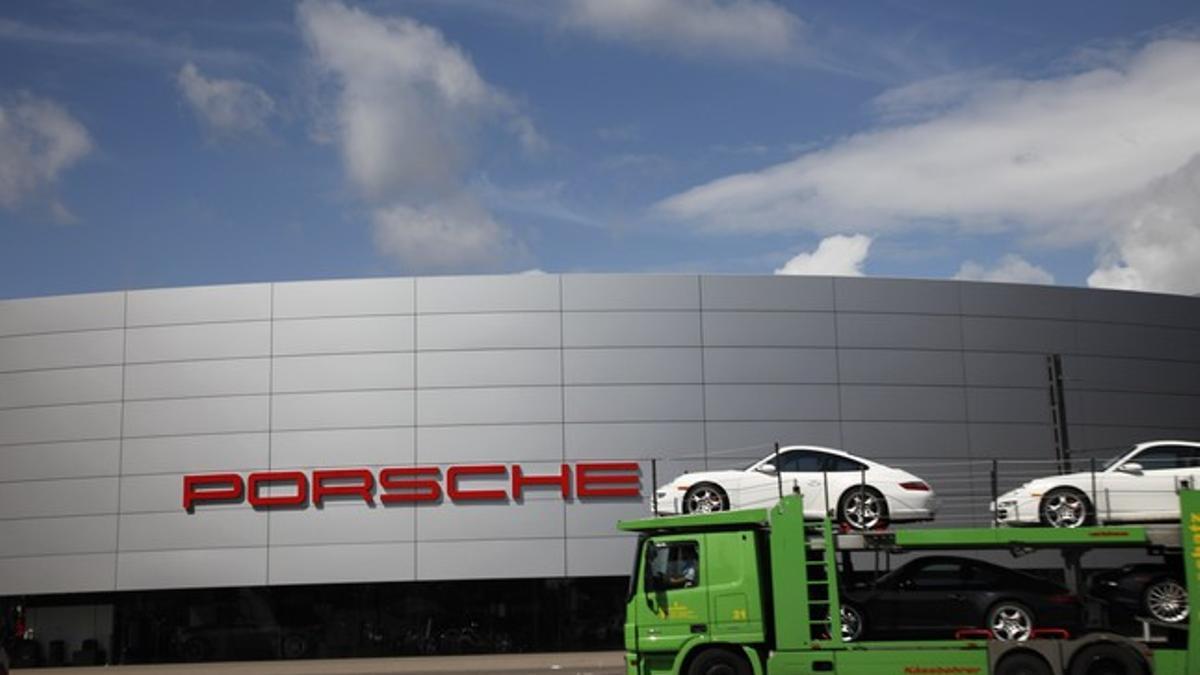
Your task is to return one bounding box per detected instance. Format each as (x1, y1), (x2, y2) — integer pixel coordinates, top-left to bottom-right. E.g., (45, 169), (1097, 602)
(804, 523), (1181, 553)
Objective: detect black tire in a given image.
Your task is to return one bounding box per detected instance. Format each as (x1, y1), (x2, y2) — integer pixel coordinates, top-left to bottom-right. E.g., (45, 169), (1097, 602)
(1067, 643), (1148, 675)
(1142, 577), (1189, 624)
(687, 648), (751, 675)
(683, 483), (729, 514)
(995, 651), (1053, 675)
(837, 486), (889, 530)
(180, 637), (210, 662)
(281, 633), (309, 659)
(987, 600), (1036, 642)
(840, 604), (864, 642)
(1039, 487), (1092, 528)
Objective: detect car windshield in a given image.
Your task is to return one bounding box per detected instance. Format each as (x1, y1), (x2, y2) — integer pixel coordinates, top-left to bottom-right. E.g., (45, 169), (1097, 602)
(1100, 446), (1138, 471)
(743, 456), (768, 471)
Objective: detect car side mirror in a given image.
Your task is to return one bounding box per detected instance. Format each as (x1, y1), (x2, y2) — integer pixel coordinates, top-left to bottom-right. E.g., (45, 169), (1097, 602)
(1118, 462), (1144, 475)
(758, 463), (777, 475)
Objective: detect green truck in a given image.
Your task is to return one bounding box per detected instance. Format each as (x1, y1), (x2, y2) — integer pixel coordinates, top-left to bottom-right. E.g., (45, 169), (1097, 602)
(620, 490), (1200, 675)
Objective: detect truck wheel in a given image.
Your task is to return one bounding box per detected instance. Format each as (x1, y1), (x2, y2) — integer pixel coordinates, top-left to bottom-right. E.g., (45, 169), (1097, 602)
(1039, 488), (1091, 528)
(1067, 643), (1148, 675)
(838, 487), (889, 530)
(995, 651), (1052, 675)
(687, 648), (751, 675)
(683, 483), (728, 514)
(1143, 577), (1189, 623)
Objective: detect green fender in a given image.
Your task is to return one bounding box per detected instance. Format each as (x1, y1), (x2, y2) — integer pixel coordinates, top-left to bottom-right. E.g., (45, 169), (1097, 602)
(739, 644), (765, 675)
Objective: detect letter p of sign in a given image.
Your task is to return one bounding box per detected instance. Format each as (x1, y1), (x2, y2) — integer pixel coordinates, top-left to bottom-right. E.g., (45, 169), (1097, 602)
(183, 473), (245, 512)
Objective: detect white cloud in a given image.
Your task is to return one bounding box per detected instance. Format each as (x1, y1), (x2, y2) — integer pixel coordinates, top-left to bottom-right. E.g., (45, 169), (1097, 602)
(659, 39), (1200, 293)
(177, 62), (275, 138)
(775, 234), (871, 276)
(1088, 155), (1200, 294)
(371, 196), (520, 272)
(955, 254), (1055, 285)
(562, 0), (803, 62)
(298, 0), (540, 269)
(0, 93), (92, 211)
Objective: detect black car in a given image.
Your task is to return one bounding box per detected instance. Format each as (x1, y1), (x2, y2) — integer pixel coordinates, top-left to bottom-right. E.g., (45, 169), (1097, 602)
(840, 555), (1083, 641)
(1089, 562), (1188, 625)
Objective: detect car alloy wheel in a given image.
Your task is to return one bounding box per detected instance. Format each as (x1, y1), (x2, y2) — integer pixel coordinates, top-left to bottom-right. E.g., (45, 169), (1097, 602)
(1144, 578), (1189, 623)
(684, 484), (726, 514)
(841, 489), (885, 530)
(989, 603), (1034, 641)
(1040, 489), (1089, 528)
(840, 605), (863, 642)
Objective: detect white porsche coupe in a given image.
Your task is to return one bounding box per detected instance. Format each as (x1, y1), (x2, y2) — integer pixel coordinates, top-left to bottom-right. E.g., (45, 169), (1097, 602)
(652, 445), (938, 529)
(992, 440), (1200, 528)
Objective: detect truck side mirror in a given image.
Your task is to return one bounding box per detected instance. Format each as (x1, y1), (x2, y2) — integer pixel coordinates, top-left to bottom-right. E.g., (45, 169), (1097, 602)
(647, 572), (666, 592)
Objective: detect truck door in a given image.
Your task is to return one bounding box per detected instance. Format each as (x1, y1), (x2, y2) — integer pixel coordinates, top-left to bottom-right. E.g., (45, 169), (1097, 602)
(634, 535), (711, 653)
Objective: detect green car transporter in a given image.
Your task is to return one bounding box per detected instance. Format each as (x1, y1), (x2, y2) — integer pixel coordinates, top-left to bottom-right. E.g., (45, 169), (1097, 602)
(620, 490), (1200, 675)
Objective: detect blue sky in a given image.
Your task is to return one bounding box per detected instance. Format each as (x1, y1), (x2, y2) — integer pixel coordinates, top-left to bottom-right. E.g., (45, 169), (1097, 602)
(1, 0), (1198, 299)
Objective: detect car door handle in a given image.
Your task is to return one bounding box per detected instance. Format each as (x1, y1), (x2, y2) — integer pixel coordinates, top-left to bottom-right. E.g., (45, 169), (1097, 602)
(690, 624), (707, 634)
(948, 594), (965, 600)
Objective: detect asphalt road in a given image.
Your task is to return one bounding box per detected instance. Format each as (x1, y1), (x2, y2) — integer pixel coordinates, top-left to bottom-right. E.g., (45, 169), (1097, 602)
(13, 651), (627, 675)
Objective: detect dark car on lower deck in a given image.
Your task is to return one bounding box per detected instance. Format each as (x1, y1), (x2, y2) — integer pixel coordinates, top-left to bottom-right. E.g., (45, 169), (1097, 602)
(1089, 561), (1189, 625)
(840, 555), (1083, 641)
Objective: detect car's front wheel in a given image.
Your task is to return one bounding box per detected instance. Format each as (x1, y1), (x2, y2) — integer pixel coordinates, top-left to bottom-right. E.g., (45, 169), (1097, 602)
(683, 483), (728, 514)
(1143, 577), (1189, 624)
(840, 604), (864, 642)
(281, 633), (310, 659)
(1039, 488), (1091, 528)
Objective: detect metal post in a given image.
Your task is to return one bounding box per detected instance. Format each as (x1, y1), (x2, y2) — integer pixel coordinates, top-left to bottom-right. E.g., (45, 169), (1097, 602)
(651, 458), (659, 516)
(823, 470), (830, 517)
(1047, 354), (1072, 473)
(1090, 457), (1098, 524)
(775, 442), (783, 500)
(991, 459), (999, 528)
(859, 467), (867, 529)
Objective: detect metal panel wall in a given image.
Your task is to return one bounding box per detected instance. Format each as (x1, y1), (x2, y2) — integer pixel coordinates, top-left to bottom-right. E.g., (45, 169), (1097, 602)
(0, 275), (1198, 596)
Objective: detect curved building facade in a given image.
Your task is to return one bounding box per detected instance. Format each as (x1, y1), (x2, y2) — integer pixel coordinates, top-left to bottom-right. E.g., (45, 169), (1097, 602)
(1, 274), (1198, 663)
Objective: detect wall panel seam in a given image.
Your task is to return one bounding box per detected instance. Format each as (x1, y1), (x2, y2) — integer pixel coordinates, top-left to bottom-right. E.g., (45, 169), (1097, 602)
(113, 289), (128, 590)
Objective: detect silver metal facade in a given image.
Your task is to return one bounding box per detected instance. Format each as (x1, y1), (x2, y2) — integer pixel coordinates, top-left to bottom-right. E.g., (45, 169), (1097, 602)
(1, 274), (1199, 595)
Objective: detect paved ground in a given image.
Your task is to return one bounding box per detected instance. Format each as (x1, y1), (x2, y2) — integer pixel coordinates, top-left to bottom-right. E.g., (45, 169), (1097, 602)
(13, 651), (627, 675)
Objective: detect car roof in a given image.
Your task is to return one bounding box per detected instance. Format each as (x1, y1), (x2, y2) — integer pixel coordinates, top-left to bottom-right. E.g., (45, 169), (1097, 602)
(893, 555), (1064, 587)
(778, 445), (864, 460)
(1135, 439), (1200, 449)
(774, 445), (880, 466)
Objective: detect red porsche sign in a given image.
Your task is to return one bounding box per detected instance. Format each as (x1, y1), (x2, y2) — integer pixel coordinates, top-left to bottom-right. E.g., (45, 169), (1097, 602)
(183, 462), (641, 511)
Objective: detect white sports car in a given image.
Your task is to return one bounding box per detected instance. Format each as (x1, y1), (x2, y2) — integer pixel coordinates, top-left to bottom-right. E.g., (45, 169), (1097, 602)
(652, 445), (937, 529)
(992, 440), (1200, 528)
